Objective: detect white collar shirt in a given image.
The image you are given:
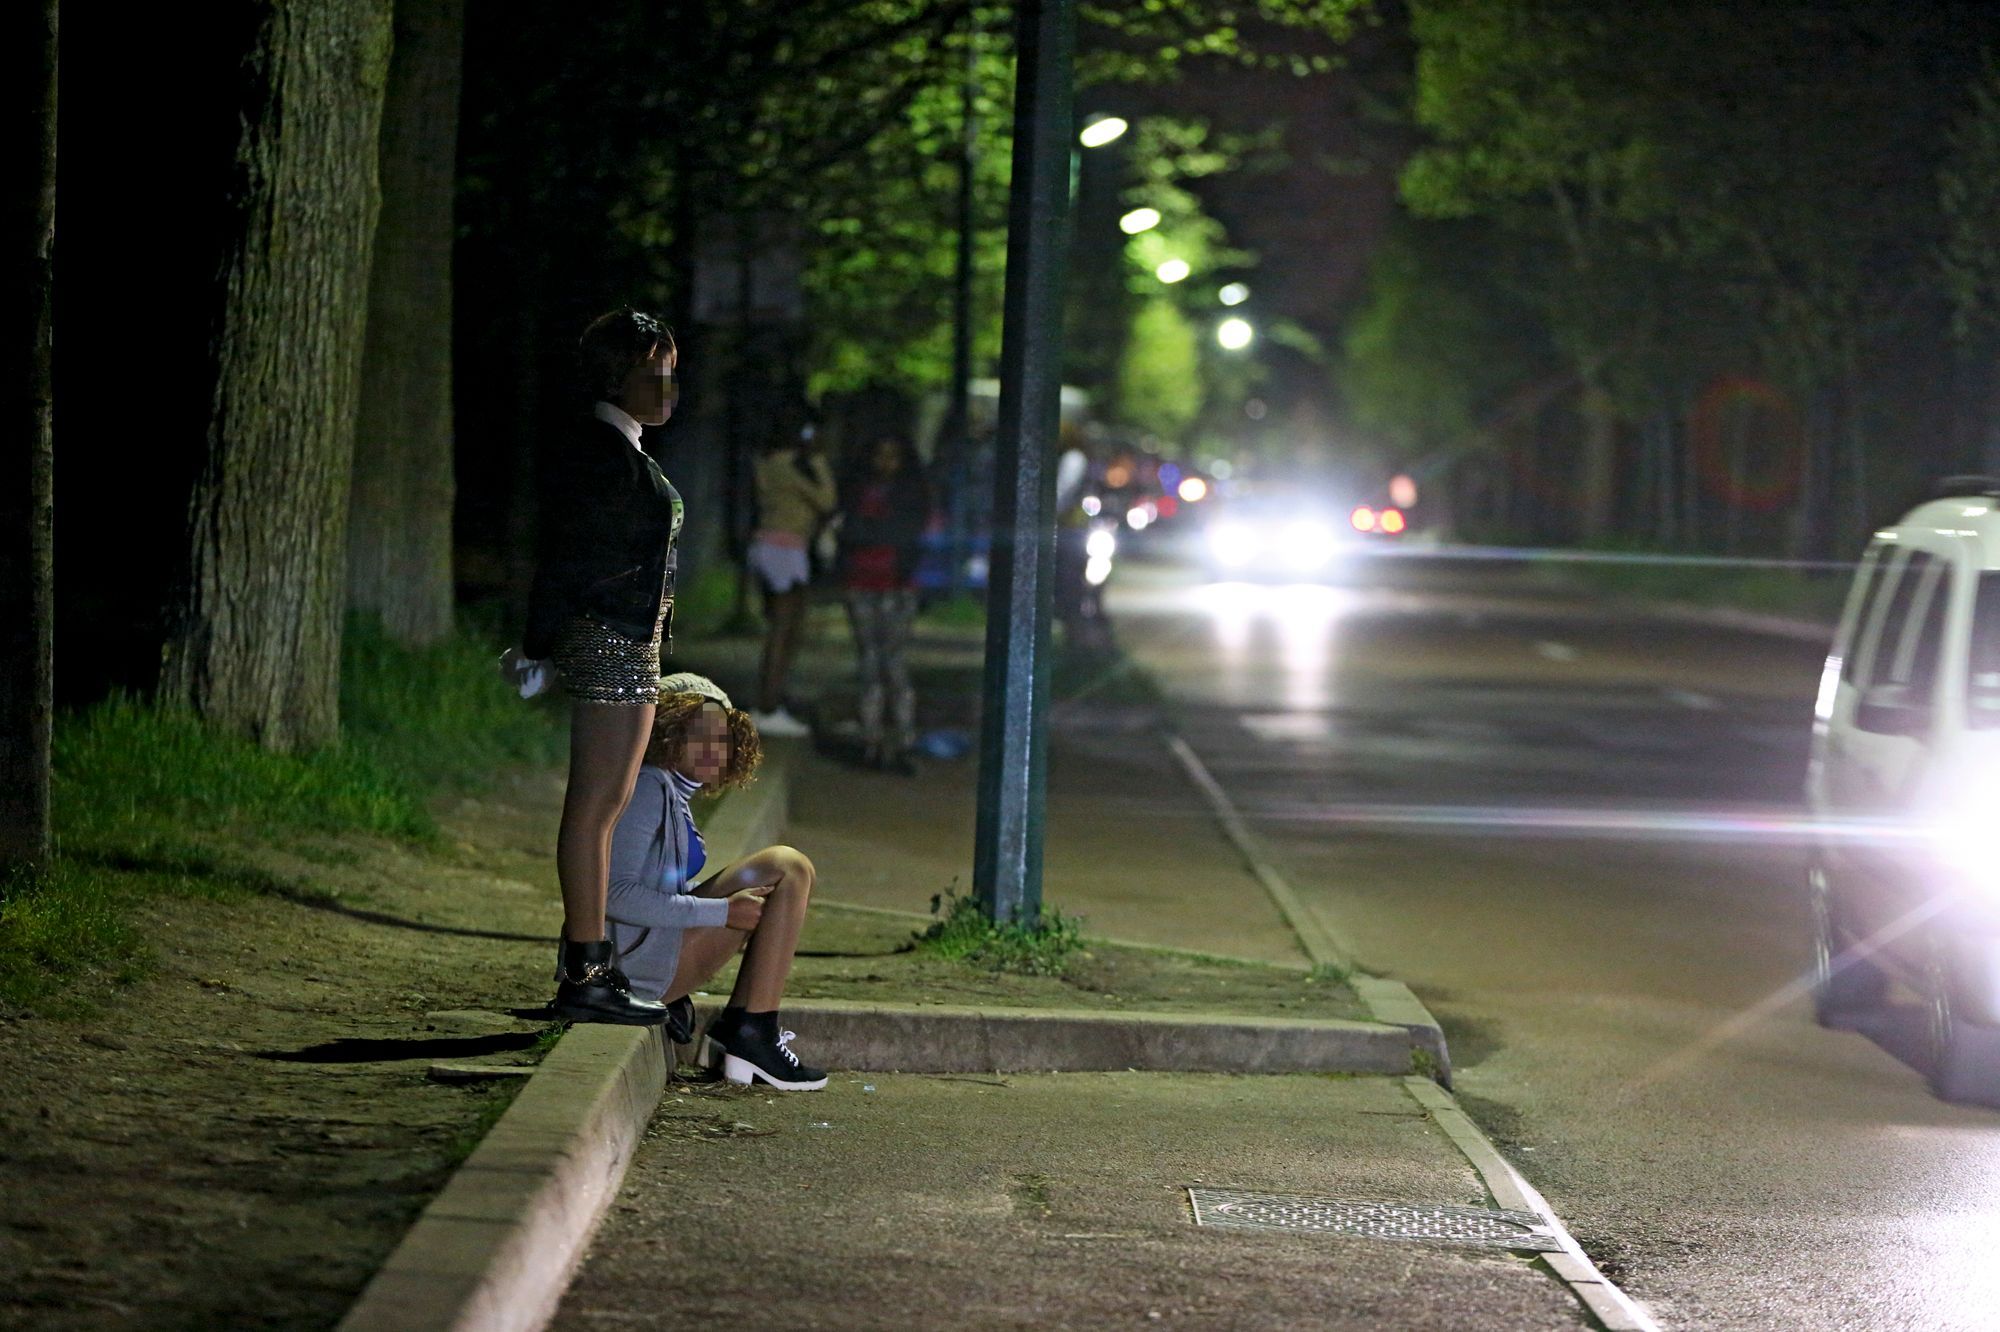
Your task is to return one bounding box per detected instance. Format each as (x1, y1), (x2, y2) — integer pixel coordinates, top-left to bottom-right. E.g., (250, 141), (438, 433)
(593, 400), (644, 452)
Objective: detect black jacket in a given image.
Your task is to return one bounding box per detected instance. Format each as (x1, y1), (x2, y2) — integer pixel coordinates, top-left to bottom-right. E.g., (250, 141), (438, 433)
(525, 417), (682, 659)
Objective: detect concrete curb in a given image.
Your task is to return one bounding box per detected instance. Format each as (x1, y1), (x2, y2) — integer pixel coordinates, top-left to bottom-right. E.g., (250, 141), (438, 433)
(696, 996), (1427, 1076)
(336, 1024), (667, 1332)
(1352, 975), (1452, 1087)
(334, 749), (795, 1332)
(1404, 1077), (1661, 1332)
(1165, 728), (1454, 1085)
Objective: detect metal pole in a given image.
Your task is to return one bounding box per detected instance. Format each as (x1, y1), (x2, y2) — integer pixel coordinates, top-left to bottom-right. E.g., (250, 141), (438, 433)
(973, 0), (1073, 926)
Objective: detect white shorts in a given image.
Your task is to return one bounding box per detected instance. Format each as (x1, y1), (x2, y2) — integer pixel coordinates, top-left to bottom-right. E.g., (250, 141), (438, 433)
(748, 539), (812, 592)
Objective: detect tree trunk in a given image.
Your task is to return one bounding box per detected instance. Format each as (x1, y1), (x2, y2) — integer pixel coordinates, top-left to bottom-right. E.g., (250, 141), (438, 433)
(1577, 376), (1617, 542)
(159, 0), (393, 752)
(2, 0), (57, 873)
(349, 0), (463, 645)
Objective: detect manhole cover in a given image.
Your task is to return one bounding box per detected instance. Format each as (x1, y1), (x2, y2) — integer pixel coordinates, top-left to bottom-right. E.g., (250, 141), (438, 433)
(1186, 1188), (1563, 1252)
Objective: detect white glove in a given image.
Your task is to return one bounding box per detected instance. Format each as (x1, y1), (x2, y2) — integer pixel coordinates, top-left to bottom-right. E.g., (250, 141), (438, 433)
(498, 647), (556, 700)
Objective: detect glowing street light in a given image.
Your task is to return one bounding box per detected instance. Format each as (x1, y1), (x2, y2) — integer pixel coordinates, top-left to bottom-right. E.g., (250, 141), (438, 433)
(1218, 282), (1249, 306)
(1217, 317), (1254, 350)
(1155, 258), (1191, 284)
(1079, 116), (1128, 148)
(1119, 207), (1161, 235)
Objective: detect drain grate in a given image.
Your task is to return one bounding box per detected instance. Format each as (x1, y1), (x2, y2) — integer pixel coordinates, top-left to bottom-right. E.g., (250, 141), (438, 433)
(1186, 1188), (1563, 1253)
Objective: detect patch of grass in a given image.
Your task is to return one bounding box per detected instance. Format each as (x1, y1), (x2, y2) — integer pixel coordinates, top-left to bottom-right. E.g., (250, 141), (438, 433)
(1549, 546), (1848, 623)
(1051, 641), (1166, 708)
(919, 593), (987, 630)
(914, 886), (1085, 977)
(4, 616), (570, 1010)
(341, 614), (567, 791)
(667, 562), (755, 639)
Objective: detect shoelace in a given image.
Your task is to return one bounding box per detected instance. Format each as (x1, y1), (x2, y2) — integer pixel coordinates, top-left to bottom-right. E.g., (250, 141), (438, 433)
(776, 1030), (801, 1067)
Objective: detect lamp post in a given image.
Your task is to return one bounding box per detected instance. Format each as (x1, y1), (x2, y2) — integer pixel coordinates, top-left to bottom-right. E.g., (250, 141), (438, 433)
(972, 0), (1075, 926)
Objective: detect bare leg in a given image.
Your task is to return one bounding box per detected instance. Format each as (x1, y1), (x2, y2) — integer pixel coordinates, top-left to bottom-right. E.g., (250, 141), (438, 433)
(757, 585), (809, 712)
(555, 700), (655, 943)
(662, 846), (815, 1005)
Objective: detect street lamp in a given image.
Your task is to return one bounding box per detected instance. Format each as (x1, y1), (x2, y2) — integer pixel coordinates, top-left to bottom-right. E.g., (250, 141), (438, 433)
(1218, 282), (1249, 306)
(1078, 115), (1128, 148)
(1119, 207), (1161, 234)
(1217, 317), (1253, 350)
(1155, 258), (1191, 284)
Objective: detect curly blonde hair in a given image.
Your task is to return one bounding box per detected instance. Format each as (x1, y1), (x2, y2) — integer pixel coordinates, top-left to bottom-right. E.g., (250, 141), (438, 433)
(645, 692), (762, 790)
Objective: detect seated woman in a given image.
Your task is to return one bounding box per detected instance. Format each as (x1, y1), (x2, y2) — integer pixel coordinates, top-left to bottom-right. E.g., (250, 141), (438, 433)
(604, 672), (825, 1090)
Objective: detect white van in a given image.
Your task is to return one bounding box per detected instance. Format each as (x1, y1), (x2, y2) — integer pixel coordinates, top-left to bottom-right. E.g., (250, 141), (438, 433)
(1806, 479), (2000, 1106)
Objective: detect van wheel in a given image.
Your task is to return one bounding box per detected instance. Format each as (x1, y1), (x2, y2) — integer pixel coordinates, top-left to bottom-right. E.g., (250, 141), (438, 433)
(1809, 861), (1885, 1025)
(1923, 944), (2000, 1105)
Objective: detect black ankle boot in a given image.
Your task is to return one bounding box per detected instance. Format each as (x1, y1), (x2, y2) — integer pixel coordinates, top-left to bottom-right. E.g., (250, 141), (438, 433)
(553, 939), (669, 1026)
(708, 1009), (826, 1090)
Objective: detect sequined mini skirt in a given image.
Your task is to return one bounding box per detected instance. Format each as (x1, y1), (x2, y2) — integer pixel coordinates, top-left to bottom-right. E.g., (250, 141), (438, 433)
(550, 605), (669, 705)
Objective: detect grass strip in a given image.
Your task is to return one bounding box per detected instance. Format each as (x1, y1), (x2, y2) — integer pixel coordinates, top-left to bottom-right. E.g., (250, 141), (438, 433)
(1, 615), (565, 1010)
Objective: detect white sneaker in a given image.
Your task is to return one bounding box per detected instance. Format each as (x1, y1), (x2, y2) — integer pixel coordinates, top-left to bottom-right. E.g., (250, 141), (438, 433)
(751, 708), (811, 737)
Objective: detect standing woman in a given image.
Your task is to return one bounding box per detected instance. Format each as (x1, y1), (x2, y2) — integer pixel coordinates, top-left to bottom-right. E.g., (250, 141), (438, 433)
(745, 422), (836, 736)
(836, 432), (932, 773)
(522, 309), (684, 1025)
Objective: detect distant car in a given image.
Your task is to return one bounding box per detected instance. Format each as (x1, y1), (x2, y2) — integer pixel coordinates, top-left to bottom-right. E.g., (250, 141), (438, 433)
(1198, 494), (1403, 581)
(1806, 478), (2000, 1106)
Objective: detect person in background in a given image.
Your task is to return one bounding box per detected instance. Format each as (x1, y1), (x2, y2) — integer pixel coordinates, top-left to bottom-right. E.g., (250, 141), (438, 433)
(837, 432), (931, 774)
(519, 308), (683, 1026)
(607, 673), (826, 1091)
(746, 422), (836, 737)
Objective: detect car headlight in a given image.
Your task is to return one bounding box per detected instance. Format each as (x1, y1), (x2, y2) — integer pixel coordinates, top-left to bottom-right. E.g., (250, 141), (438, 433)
(1282, 519), (1339, 571)
(1931, 780), (2000, 900)
(1208, 522), (1260, 569)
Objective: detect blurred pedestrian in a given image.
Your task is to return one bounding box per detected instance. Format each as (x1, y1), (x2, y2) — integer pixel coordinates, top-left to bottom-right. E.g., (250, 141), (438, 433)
(605, 673), (826, 1090)
(518, 308), (684, 1026)
(746, 422), (835, 737)
(837, 432), (931, 773)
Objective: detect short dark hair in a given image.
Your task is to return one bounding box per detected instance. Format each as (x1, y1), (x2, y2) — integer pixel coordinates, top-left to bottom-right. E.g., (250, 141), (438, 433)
(578, 308), (674, 399)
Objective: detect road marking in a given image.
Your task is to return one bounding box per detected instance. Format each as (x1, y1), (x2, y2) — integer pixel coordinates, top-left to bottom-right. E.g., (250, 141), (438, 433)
(1662, 687), (1721, 711)
(1240, 712), (1333, 742)
(1403, 1076), (1663, 1332)
(1535, 640), (1580, 661)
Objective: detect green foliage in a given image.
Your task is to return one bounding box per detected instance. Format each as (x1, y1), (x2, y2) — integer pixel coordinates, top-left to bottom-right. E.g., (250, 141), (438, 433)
(915, 886), (1084, 976)
(1339, 219), (1552, 458)
(3, 621), (569, 1009)
(1119, 297), (1203, 440)
(53, 695), (429, 851)
(340, 616), (567, 793)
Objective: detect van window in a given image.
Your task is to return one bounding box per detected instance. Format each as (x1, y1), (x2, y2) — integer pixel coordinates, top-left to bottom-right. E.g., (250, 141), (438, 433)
(1898, 570), (1949, 706)
(1969, 574), (2000, 728)
(1852, 550), (1934, 693)
(1838, 545), (1891, 686)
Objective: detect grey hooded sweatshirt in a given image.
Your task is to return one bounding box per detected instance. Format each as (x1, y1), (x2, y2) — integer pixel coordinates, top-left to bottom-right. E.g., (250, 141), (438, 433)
(601, 764), (730, 998)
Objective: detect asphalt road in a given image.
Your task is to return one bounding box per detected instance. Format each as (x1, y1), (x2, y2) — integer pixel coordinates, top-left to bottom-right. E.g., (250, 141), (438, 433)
(1109, 553), (2000, 1332)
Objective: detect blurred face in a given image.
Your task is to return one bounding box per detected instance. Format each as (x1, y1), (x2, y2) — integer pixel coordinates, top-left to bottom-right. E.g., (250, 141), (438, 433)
(674, 702), (731, 788)
(873, 437), (903, 477)
(619, 344), (679, 427)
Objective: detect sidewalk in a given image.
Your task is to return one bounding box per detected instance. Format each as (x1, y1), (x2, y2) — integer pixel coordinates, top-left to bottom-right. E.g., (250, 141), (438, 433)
(685, 608), (1314, 964)
(555, 1072), (1589, 1331)
(513, 611), (1632, 1329)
